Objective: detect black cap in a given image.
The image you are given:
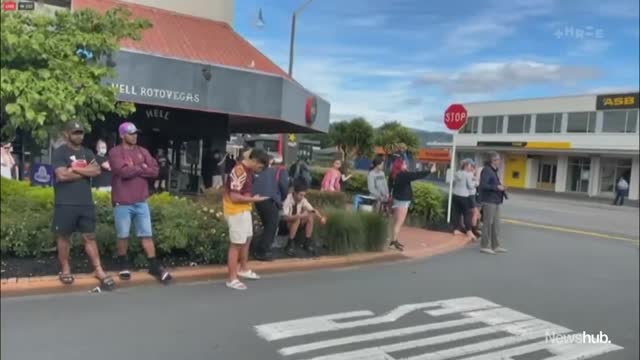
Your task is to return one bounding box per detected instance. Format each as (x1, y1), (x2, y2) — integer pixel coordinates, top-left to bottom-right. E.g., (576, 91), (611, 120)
(64, 120), (84, 133)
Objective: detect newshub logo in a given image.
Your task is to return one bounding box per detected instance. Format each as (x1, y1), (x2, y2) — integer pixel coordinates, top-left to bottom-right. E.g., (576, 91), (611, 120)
(546, 331), (612, 344)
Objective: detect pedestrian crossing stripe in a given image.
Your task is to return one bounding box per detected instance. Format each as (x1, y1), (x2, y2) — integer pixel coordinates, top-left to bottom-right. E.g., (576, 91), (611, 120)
(254, 296), (623, 360)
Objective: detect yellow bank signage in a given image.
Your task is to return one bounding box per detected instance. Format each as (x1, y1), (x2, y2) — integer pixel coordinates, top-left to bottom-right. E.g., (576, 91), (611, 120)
(596, 92), (639, 110)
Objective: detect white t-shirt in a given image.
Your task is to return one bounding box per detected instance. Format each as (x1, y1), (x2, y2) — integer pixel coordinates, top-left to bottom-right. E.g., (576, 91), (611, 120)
(617, 178), (629, 191)
(282, 194), (314, 216)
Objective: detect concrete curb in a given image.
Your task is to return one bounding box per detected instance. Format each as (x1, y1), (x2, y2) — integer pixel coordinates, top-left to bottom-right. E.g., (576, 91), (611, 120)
(1, 236), (471, 298)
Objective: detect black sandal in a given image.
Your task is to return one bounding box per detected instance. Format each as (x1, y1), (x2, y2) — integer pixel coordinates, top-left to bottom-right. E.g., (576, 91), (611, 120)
(95, 275), (115, 291)
(59, 273), (75, 285)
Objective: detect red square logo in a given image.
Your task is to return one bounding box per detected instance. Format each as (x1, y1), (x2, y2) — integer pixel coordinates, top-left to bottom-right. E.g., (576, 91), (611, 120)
(3, 1), (17, 11)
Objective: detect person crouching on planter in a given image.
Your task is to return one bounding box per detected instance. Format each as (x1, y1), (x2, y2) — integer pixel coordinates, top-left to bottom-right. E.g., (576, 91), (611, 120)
(387, 158), (436, 251)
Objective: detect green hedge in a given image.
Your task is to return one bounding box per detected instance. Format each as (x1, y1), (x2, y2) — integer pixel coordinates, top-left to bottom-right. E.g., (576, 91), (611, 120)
(316, 209), (389, 254)
(309, 167), (446, 225)
(1, 179), (390, 264)
(0, 178), (229, 265)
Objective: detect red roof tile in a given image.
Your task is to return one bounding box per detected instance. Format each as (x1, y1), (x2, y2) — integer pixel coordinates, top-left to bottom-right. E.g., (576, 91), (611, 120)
(72, 0), (289, 78)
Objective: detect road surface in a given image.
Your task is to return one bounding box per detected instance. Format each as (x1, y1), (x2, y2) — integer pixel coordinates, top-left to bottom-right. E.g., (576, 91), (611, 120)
(2, 215), (638, 360)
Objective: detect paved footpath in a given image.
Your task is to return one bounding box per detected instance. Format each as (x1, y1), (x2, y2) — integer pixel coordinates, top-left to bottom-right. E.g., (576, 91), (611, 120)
(2, 220), (637, 360)
(1, 226), (468, 297)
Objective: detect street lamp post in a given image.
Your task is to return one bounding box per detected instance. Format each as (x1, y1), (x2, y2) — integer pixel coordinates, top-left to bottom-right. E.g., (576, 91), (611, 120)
(288, 0), (314, 77)
(279, 0), (314, 164)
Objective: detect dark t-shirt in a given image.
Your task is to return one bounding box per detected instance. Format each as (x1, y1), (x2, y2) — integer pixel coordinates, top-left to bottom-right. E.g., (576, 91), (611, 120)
(92, 155), (112, 188)
(52, 145), (95, 206)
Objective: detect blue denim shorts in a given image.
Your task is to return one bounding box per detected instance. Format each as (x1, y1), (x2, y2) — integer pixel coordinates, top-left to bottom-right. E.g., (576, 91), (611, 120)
(113, 202), (153, 239)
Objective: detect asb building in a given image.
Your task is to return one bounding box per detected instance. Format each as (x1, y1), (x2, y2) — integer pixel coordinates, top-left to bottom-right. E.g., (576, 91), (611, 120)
(455, 92), (639, 201)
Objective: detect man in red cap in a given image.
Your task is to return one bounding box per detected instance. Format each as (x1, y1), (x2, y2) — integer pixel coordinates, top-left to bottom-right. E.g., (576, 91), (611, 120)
(108, 122), (172, 283)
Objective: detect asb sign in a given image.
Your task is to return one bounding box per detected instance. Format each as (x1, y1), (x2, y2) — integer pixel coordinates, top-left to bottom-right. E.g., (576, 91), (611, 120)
(444, 104), (467, 131)
(596, 92), (639, 110)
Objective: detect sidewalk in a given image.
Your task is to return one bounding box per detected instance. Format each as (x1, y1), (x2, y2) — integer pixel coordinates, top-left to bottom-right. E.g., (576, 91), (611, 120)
(424, 179), (639, 208)
(0, 227), (470, 298)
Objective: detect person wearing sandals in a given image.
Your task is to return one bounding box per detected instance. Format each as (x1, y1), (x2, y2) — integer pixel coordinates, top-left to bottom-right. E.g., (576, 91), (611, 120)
(452, 159), (478, 241)
(223, 148), (271, 290)
(388, 158), (436, 250)
(367, 156), (390, 214)
(51, 121), (115, 289)
(109, 122), (172, 283)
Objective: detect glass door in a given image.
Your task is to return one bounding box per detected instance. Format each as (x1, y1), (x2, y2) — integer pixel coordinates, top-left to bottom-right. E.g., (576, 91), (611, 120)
(537, 162), (557, 190)
(567, 157), (591, 193)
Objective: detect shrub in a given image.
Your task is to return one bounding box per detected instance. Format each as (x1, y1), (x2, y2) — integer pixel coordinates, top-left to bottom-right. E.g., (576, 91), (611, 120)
(318, 209), (365, 254)
(315, 209), (388, 254)
(358, 211), (389, 251)
(410, 182), (446, 224)
(0, 178), (228, 265)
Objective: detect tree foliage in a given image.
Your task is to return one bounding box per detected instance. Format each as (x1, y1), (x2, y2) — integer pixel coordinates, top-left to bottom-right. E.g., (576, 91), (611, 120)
(0, 5), (151, 143)
(375, 121), (420, 155)
(328, 117), (375, 160)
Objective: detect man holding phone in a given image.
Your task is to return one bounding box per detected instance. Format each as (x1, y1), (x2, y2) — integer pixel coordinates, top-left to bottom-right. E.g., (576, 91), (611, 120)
(52, 121), (114, 289)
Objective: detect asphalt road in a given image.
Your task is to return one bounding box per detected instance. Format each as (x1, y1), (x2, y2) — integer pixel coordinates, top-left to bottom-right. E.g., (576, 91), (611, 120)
(2, 218), (638, 360)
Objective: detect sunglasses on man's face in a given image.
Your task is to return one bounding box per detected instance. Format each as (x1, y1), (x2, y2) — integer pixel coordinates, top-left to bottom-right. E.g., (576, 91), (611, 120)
(71, 131), (84, 135)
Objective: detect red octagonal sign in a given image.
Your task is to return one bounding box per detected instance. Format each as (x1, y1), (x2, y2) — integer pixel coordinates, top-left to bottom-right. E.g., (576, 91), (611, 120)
(444, 104), (468, 131)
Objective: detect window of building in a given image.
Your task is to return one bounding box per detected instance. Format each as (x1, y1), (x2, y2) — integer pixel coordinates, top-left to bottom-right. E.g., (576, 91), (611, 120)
(535, 113), (562, 133)
(600, 158), (632, 194)
(481, 116), (503, 134)
(507, 115), (531, 134)
(567, 157), (591, 193)
(602, 110), (639, 133)
(459, 116), (479, 134)
(567, 112), (596, 133)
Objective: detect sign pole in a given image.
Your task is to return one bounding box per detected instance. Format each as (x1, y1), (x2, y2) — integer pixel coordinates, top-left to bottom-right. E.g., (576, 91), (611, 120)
(446, 132), (457, 224)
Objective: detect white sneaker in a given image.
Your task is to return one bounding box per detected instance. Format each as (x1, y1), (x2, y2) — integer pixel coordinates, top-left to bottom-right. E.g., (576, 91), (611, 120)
(494, 247), (508, 253)
(238, 270), (261, 280)
(480, 248), (496, 255)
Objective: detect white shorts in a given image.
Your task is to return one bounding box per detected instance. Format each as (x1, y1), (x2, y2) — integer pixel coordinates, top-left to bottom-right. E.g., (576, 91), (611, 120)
(226, 211), (253, 245)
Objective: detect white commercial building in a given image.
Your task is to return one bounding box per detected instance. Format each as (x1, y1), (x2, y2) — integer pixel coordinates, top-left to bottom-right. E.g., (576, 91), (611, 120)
(455, 92), (639, 201)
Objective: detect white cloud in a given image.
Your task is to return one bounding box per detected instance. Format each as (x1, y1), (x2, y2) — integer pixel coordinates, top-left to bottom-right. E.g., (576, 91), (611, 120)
(568, 39), (612, 56)
(442, 0), (556, 55)
(586, 86), (640, 94)
(344, 15), (387, 28)
(416, 61), (601, 94)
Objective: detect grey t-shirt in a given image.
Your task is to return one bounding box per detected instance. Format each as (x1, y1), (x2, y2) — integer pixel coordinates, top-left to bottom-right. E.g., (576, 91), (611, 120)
(368, 169), (389, 200)
(52, 145), (95, 206)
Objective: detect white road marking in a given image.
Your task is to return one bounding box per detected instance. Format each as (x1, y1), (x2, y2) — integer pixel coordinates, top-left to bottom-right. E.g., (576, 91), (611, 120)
(460, 340), (624, 360)
(253, 297), (624, 360)
(280, 307), (532, 356)
(255, 296), (499, 341)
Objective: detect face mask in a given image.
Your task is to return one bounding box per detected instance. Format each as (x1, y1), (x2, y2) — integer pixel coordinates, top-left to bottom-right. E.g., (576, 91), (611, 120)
(97, 147), (107, 156)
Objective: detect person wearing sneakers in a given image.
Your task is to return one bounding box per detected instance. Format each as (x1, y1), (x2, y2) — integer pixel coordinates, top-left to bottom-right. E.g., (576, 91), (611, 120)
(478, 151), (508, 254)
(282, 182), (327, 257)
(224, 148), (270, 290)
(388, 158), (436, 251)
(109, 122), (172, 283)
(452, 159), (477, 241)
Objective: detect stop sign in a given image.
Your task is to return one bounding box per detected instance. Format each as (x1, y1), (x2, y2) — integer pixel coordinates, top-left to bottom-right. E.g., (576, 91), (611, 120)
(444, 104), (468, 131)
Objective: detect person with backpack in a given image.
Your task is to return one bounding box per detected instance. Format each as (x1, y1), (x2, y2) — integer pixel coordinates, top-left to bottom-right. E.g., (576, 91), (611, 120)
(289, 157), (312, 188)
(252, 156), (290, 261)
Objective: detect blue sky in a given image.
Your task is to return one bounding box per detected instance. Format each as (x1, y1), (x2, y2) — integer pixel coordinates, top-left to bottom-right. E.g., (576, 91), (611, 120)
(235, 0), (640, 131)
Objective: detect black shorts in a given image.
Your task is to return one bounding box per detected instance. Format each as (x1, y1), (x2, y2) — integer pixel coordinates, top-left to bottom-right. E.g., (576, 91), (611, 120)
(52, 205), (96, 235)
(469, 195), (479, 209)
